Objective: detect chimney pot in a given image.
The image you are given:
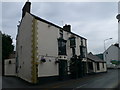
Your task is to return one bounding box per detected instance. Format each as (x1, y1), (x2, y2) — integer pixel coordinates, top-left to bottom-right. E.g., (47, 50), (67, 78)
(63, 24), (71, 32)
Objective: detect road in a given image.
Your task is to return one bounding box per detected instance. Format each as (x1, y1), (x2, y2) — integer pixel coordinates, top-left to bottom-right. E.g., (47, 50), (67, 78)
(60, 69), (119, 88)
(2, 69), (120, 89)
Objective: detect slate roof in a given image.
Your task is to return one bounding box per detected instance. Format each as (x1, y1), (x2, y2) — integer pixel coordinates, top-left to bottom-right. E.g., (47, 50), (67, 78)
(87, 52), (106, 63)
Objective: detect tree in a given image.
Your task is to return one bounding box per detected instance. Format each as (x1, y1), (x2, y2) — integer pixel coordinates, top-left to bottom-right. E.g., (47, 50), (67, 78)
(2, 34), (14, 60)
(2, 34), (14, 75)
(95, 53), (103, 60)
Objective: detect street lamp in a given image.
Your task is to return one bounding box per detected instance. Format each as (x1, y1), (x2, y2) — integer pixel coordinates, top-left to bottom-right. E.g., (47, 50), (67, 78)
(104, 38), (112, 51)
(104, 38), (112, 65)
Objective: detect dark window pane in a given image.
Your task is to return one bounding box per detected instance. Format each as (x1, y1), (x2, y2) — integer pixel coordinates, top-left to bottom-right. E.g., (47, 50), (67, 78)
(88, 62), (93, 70)
(97, 62), (100, 70)
(58, 38), (67, 55)
(80, 46), (87, 58)
(70, 37), (76, 47)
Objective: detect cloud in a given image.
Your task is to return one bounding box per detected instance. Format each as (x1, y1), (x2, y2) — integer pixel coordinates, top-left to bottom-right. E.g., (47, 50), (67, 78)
(71, 17), (118, 54)
(2, 2), (23, 39)
(2, 2), (118, 54)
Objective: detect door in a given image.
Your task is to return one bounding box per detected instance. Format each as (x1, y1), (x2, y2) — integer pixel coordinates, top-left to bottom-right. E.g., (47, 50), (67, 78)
(59, 60), (67, 80)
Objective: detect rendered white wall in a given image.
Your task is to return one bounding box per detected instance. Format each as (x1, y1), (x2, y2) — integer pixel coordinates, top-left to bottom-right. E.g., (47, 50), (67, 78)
(65, 32), (72, 60)
(37, 21), (59, 57)
(118, 22), (120, 45)
(17, 12), (33, 82)
(37, 20), (59, 77)
(95, 62), (107, 73)
(76, 37), (81, 56)
(93, 62), (96, 72)
(38, 56), (58, 77)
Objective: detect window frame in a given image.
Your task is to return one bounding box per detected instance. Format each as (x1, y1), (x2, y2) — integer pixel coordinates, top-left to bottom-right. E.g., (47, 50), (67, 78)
(58, 38), (67, 55)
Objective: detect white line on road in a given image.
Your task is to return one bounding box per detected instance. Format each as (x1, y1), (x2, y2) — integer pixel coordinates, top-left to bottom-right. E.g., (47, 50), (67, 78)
(76, 83), (88, 88)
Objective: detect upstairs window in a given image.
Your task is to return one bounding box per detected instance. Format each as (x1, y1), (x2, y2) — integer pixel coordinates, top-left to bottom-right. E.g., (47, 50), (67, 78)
(69, 37), (76, 48)
(59, 30), (63, 39)
(80, 46), (87, 58)
(58, 38), (67, 55)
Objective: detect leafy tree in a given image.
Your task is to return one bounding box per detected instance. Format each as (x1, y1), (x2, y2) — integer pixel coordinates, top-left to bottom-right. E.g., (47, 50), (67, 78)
(2, 34), (14, 60)
(2, 34), (14, 75)
(95, 53), (103, 60)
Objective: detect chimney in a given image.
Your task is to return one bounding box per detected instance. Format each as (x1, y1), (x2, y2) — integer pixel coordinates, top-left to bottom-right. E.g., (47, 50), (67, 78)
(63, 24), (71, 32)
(22, 1), (31, 18)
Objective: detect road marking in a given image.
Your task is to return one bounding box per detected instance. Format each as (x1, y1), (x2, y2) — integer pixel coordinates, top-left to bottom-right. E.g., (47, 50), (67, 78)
(76, 83), (88, 88)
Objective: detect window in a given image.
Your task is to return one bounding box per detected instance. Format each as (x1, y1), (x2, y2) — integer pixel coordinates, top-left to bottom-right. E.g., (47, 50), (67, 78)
(103, 63), (104, 68)
(59, 30), (63, 39)
(20, 46), (22, 54)
(97, 62), (100, 70)
(81, 39), (83, 46)
(88, 62), (93, 70)
(58, 38), (67, 55)
(80, 46), (87, 58)
(69, 37), (76, 48)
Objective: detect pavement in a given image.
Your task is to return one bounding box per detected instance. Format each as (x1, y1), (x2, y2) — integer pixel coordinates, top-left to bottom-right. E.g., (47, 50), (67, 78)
(2, 69), (120, 89)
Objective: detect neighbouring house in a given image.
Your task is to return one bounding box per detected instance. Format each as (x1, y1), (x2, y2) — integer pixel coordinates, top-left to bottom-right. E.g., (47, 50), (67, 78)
(4, 58), (16, 76)
(4, 51), (16, 76)
(15, 1), (88, 83)
(116, 2), (120, 69)
(0, 31), (2, 75)
(116, 1), (120, 45)
(103, 43), (120, 68)
(87, 52), (107, 74)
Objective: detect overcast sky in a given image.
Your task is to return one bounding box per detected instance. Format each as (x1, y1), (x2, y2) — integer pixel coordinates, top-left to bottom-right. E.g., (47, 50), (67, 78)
(1, 1), (118, 54)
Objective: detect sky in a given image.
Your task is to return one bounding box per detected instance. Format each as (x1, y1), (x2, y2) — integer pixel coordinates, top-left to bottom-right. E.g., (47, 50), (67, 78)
(0, 1), (118, 54)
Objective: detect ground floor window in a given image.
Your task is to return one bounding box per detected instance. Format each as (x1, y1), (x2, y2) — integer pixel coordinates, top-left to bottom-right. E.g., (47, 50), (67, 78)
(97, 62), (100, 70)
(102, 63), (104, 68)
(88, 62), (93, 70)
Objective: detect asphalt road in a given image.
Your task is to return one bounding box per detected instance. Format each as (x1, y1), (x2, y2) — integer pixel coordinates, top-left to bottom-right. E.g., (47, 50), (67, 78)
(2, 69), (120, 89)
(62, 69), (119, 88)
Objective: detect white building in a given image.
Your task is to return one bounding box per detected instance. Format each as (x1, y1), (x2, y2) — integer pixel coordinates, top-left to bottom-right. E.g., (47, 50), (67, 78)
(103, 44), (120, 68)
(4, 59), (16, 76)
(16, 1), (88, 83)
(0, 31), (2, 75)
(87, 52), (107, 74)
(116, 1), (120, 45)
